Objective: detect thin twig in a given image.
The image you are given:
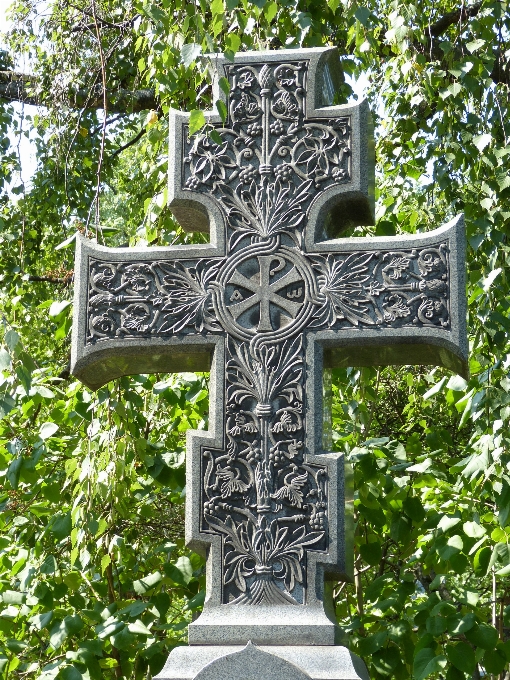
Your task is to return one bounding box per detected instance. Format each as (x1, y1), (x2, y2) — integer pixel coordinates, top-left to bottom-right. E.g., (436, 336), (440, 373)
(90, 0), (108, 242)
(111, 127), (146, 158)
(27, 274), (73, 285)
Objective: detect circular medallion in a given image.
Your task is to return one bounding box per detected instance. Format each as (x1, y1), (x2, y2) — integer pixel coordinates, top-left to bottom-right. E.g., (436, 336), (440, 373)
(213, 243), (317, 342)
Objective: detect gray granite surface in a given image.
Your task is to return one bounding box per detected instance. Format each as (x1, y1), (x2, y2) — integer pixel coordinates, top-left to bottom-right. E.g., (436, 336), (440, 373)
(71, 47), (468, 654)
(155, 643), (370, 680)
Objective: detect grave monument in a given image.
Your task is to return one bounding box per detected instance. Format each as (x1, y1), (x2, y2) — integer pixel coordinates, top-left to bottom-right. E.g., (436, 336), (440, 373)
(71, 47), (468, 680)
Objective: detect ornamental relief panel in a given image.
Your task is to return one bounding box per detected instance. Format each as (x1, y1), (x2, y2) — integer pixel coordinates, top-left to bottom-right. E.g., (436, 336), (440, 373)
(86, 244), (450, 344)
(202, 337), (327, 605)
(182, 60), (351, 250)
(83, 58), (452, 606)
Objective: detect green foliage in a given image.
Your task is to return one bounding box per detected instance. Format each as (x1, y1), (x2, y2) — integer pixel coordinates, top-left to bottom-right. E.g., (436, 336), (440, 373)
(1, 0), (510, 679)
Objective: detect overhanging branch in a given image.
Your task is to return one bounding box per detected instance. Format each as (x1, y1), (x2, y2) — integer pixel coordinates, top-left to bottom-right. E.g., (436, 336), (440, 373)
(427, 1), (483, 38)
(0, 70), (159, 113)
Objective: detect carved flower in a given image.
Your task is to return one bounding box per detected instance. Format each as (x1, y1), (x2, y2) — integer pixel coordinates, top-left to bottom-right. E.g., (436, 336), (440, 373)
(227, 338), (303, 412)
(383, 257), (411, 281)
(186, 136), (236, 186)
(293, 134), (332, 186)
(122, 265), (153, 293)
(237, 70), (255, 90)
(206, 515), (324, 605)
(367, 280), (385, 297)
(382, 294), (411, 322)
(312, 253), (376, 328)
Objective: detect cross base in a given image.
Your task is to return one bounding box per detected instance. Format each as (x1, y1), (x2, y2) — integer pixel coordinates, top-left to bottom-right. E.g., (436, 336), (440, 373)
(155, 642), (369, 680)
(187, 605), (339, 645)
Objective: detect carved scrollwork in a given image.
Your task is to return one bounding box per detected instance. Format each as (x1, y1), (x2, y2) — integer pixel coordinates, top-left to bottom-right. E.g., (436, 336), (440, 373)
(87, 258), (222, 341)
(310, 243), (451, 330)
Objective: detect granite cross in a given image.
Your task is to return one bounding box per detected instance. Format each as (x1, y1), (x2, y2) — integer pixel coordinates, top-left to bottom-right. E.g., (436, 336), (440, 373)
(71, 48), (467, 668)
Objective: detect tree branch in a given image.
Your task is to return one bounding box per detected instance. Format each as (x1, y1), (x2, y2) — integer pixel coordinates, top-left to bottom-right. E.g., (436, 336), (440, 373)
(28, 274), (73, 285)
(111, 127), (146, 158)
(0, 70), (159, 113)
(71, 15), (139, 32)
(428, 1), (483, 38)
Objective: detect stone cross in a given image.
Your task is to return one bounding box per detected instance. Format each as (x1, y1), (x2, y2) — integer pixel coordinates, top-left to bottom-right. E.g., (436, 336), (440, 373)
(71, 48), (467, 678)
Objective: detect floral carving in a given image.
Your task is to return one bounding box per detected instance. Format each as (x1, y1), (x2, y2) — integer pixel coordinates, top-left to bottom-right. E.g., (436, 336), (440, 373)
(88, 241), (451, 350)
(84, 55), (454, 607)
(310, 244), (451, 330)
(202, 337), (327, 604)
(87, 259), (221, 340)
(182, 60), (351, 249)
(311, 252), (376, 327)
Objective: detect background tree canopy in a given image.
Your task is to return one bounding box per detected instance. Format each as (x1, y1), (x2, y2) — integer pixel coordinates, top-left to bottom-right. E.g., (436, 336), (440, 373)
(1, 1), (510, 679)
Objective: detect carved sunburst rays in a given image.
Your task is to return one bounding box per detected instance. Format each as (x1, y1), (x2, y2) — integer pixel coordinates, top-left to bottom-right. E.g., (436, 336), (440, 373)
(208, 514), (324, 605)
(155, 260), (221, 333)
(311, 252), (377, 327)
(227, 336), (303, 414)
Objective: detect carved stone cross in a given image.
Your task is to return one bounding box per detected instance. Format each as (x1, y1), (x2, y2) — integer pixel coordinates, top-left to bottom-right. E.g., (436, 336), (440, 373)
(71, 48), (467, 664)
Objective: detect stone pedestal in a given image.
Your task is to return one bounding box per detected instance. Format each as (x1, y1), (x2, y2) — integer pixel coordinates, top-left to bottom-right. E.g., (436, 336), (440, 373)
(155, 642), (370, 680)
